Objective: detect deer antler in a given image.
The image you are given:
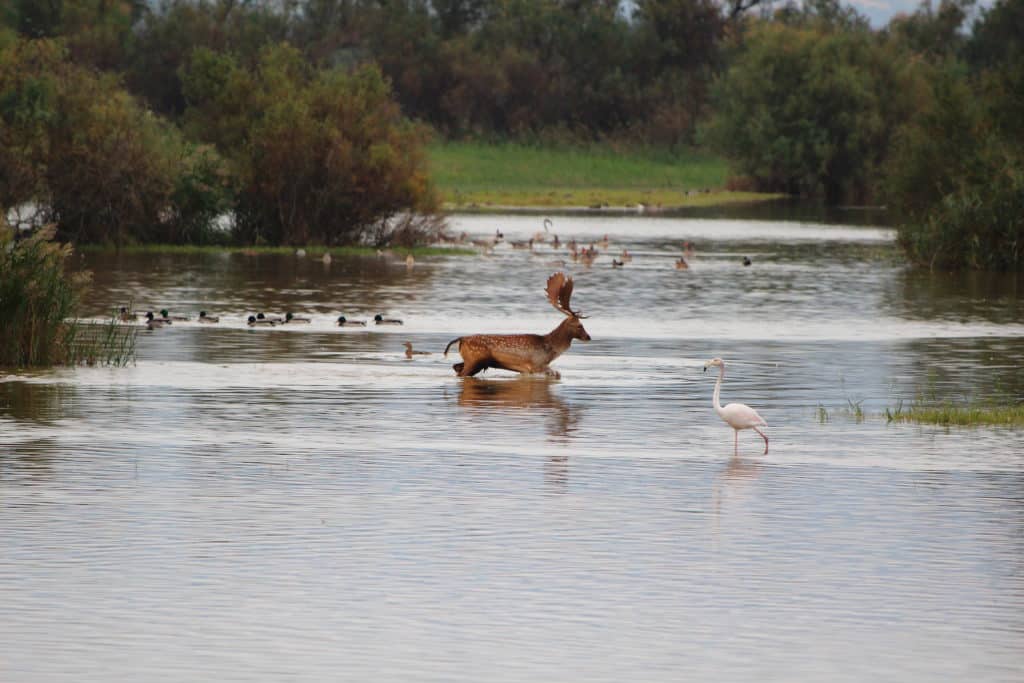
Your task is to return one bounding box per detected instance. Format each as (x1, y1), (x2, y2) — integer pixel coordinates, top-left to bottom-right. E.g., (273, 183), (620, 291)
(546, 272), (584, 317)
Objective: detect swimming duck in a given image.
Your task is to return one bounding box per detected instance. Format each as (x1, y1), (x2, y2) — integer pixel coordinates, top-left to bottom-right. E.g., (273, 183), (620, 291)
(145, 311), (169, 328)
(403, 342), (431, 358)
(611, 258), (624, 268)
(248, 315), (276, 327)
(159, 309), (190, 322)
(375, 314), (403, 325)
(742, 256), (752, 267)
(118, 306), (137, 322)
(675, 257), (689, 270)
(198, 311), (219, 323)
(284, 312), (311, 324)
(336, 315), (367, 327)
(257, 312), (284, 324)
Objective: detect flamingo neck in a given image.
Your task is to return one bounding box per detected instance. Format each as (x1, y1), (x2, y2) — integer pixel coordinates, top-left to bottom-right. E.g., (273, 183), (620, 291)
(713, 365), (725, 416)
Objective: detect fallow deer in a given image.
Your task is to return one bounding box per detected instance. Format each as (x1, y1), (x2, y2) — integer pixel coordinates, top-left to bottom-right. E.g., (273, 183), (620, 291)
(443, 272), (591, 379)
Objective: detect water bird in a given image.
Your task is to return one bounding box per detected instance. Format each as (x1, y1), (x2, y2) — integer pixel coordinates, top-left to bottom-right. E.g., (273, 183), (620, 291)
(198, 311), (219, 323)
(597, 234), (610, 250)
(620, 249), (632, 263)
(160, 309), (189, 322)
(257, 312), (284, 324)
(284, 312), (311, 324)
(336, 315), (367, 327)
(611, 258), (624, 268)
(403, 342), (431, 358)
(145, 311), (169, 328)
(676, 257), (689, 270)
(543, 218), (553, 233)
(118, 306), (137, 322)
(511, 238), (534, 250)
(551, 235), (561, 249)
(295, 248), (306, 257)
(406, 254), (415, 268)
(248, 315), (276, 327)
(742, 256), (752, 267)
(322, 252), (332, 264)
(375, 314), (403, 325)
(703, 357), (768, 454)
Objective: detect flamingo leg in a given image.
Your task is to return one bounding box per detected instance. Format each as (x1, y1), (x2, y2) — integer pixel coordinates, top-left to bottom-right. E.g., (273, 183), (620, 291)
(753, 426), (769, 455)
(734, 430), (739, 452)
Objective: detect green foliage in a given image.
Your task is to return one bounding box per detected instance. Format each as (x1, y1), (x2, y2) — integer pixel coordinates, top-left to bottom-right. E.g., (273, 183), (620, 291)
(0, 37), (233, 245)
(0, 224), (135, 367)
(886, 396), (1024, 426)
(703, 20), (926, 203)
(182, 43), (438, 246)
(885, 0), (1024, 270)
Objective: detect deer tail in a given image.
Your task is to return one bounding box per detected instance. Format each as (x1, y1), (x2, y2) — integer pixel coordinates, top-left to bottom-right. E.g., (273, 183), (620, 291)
(443, 337), (462, 357)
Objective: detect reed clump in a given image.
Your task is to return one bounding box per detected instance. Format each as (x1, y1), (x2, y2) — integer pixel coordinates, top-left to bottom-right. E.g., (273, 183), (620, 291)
(886, 398), (1024, 427)
(0, 225), (136, 367)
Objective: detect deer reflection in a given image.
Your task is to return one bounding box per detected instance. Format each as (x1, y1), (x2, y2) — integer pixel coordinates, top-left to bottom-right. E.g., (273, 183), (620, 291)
(457, 376), (583, 492)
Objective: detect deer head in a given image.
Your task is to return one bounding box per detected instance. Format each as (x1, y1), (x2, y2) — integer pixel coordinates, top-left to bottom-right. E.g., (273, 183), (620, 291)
(546, 272), (591, 342)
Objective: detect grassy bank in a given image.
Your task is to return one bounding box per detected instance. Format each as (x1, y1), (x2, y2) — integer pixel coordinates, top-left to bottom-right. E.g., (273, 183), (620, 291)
(428, 142), (782, 209)
(77, 244), (476, 257)
(885, 400), (1024, 427)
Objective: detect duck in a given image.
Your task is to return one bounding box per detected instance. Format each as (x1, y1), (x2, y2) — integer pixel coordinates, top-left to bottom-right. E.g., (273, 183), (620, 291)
(257, 312), (284, 324)
(198, 311), (219, 323)
(619, 249), (632, 263)
(283, 312), (311, 324)
(510, 238), (534, 250)
(612, 258), (624, 268)
(405, 254), (415, 268)
(403, 341), (431, 358)
(742, 256), (752, 267)
(160, 309), (190, 322)
(336, 315), (367, 327)
(118, 306), (137, 322)
(374, 314), (403, 325)
(675, 257), (689, 270)
(248, 315), (276, 327)
(145, 311), (169, 328)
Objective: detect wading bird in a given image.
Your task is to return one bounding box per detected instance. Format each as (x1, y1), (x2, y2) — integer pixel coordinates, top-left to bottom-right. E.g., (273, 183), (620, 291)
(703, 358), (768, 454)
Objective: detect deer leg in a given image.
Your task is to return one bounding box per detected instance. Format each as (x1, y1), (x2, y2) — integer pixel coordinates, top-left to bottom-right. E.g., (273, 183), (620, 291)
(458, 359), (490, 377)
(753, 426), (769, 455)
(452, 361), (465, 375)
(544, 367), (561, 379)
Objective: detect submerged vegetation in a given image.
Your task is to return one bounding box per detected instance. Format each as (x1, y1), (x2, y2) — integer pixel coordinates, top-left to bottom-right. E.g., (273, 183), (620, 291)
(0, 224), (135, 368)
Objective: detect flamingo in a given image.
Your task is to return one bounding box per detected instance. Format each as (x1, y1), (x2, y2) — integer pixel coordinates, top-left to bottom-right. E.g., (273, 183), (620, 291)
(703, 358), (768, 454)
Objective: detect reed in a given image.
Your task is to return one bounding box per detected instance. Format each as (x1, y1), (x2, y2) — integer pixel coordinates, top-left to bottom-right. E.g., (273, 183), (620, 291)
(0, 226), (136, 367)
(886, 398), (1024, 427)
(77, 244), (475, 257)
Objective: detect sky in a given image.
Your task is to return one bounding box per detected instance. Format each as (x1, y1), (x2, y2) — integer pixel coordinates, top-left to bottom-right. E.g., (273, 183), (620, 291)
(829, 0), (993, 26)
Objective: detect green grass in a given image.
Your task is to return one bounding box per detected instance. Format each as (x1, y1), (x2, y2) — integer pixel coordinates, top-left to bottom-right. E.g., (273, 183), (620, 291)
(428, 141), (782, 208)
(886, 399), (1024, 427)
(78, 244), (476, 257)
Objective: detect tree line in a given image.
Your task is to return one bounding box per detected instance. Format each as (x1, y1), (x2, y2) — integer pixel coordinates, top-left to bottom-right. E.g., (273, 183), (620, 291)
(0, 0), (1020, 268)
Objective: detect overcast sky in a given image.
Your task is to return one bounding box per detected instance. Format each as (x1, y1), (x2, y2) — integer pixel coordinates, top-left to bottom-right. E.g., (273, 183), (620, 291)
(833, 0), (992, 27)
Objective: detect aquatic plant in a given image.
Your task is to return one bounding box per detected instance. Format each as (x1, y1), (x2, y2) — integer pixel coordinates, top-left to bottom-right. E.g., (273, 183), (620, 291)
(886, 398), (1024, 427)
(0, 224), (136, 367)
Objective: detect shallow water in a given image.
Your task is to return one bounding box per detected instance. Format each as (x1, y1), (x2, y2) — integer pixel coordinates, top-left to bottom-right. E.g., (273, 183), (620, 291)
(2, 214), (1023, 682)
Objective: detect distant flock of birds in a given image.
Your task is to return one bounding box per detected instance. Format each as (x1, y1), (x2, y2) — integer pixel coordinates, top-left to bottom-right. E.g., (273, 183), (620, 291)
(440, 220), (755, 271)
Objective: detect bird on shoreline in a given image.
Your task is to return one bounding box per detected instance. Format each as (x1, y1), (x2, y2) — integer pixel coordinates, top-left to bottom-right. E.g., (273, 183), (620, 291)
(703, 357), (768, 454)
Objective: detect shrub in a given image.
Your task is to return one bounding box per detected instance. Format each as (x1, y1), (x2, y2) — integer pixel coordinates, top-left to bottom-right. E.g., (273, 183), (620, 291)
(182, 44), (440, 246)
(0, 224), (136, 367)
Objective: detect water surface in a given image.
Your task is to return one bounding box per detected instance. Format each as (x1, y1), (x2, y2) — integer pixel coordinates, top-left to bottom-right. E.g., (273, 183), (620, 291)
(2, 214), (1022, 682)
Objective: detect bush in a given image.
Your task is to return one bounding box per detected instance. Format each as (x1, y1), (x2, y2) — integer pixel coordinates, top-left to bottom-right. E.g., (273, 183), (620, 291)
(702, 20), (926, 203)
(0, 37), (233, 245)
(182, 44), (440, 246)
